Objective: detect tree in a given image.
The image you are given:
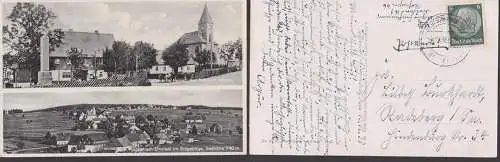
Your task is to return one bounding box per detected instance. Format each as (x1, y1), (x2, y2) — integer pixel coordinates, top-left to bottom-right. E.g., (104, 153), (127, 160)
(116, 121), (129, 138)
(236, 126), (243, 134)
(49, 135), (57, 145)
(161, 118), (169, 125)
(162, 42), (189, 78)
(16, 142), (25, 149)
(3, 54), (18, 81)
(220, 43), (233, 68)
(221, 39), (243, 69)
(146, 114), (155, 122)
(131, 41), (158, 70)
(44, 132), (52, 141)
(191, 125), (198, 135)
(135, 115), (146, 125)
(67, 48), (85, 81)
(105, 41), (132, 73)
(44, 131), (53, 144)
(194, 49), (210, 69)
(2, 3), (65, 83)
(232, 38), (243, 61)
(102, 47), (115, 73)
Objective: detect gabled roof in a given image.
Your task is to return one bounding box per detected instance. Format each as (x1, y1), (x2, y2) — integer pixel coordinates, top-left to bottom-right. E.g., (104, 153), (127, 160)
(126, 132), (150, 142)
(155, 133), (169, 139)
(108, 137), (132, 147)
(186, 57), (198, 65)
(67, 132), (108, 145)
(198, 4), (214, 25)
(129, 125), (141, 131)
(193, 124), (207, 129)
(55, 132), (73, 141)
(178, 31), (207, 45)
(51, 31), (114, 57)
(184, 115), (203, 120)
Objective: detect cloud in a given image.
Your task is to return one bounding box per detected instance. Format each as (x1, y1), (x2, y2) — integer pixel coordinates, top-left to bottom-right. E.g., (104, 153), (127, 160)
(2, 1), (243, 49)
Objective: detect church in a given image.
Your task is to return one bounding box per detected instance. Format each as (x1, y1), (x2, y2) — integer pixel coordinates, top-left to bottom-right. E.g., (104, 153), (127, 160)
(165, 3), (225, 68)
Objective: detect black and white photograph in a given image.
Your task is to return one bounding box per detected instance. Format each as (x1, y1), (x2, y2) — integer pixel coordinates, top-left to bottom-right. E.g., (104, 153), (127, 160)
(2, 0), (245, 88)
(2, 89), (245, 156)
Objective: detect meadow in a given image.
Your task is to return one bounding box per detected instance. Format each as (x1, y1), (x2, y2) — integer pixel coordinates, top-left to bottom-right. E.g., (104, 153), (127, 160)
(3, 111), (74, 152)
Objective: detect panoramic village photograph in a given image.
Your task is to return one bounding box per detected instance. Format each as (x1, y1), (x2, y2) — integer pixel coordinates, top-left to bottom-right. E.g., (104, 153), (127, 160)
(3, 90), (244, 154)
(2, 1), (244, 88)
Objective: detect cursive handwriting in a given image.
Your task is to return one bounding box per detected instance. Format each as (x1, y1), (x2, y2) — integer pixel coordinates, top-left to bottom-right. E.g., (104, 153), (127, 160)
(253, 0), (368, 155)
(377, 0), (430, 22)
(422, 76), (486, 106)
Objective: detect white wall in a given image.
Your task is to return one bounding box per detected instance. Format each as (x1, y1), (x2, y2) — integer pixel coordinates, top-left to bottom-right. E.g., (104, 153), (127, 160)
(179, 65), (196, 73)
(51, 69), (108, 81)
(51, 70), (72, 81)
(87, 70), (108, 80)
(150, 65), (173, 74)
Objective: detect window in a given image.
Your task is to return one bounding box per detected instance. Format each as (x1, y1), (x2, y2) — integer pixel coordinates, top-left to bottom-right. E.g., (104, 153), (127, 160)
(163, 67), (166, 71)
(155, 67), (159, 71)
(84, 59), (89, 65)
(62, 72), (72, 78)
(99, 72), (103, 77)
(195, 46), (200, 54)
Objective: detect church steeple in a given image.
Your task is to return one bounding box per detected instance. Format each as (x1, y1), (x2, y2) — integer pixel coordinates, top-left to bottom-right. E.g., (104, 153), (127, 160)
(198, 3), (213, 25)
(198, 3), (214, 42)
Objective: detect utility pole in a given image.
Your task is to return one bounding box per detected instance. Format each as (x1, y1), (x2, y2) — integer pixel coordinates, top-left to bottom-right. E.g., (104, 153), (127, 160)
(94, 51), (97, 79)
(135, 54), (138, 71)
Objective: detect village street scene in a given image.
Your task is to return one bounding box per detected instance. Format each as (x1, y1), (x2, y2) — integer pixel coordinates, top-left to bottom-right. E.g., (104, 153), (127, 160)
(2, 1), (244, 88)
(3, 90), (244, 154)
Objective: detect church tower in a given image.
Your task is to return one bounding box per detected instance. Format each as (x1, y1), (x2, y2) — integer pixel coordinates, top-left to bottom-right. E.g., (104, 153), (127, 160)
(198, 3), (214, 43)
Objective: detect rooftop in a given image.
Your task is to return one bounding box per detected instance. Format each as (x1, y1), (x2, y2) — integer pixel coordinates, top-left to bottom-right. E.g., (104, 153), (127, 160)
(108, 137), (133, 147)
(198, 3), (214, 25)
(178, 31), (207, 45)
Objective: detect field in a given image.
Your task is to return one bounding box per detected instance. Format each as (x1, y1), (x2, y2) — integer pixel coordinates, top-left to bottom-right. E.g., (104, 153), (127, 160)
(3, 111), (74, 153)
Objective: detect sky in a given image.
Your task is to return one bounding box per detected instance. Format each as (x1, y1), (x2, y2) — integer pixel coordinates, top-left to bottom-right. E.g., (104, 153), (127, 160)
(3, 89), (243, 111)
(2, 0), (243, 49)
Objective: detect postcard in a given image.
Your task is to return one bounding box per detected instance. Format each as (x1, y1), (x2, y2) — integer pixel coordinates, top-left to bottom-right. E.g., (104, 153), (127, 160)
(1, 0), (247, 157)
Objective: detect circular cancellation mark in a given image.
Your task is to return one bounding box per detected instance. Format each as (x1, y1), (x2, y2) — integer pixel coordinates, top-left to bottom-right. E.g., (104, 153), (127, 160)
(417, 13), (471, 67)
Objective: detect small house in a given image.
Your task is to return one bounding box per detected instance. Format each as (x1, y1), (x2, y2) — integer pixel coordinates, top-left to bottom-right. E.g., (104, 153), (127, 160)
(126, 131), (151, 147)
(209, 123), (223, 134)
(184, 115), (203, 124)
(155, 133), (170, 145)
(67, 132), (109, 153)
(105, 137), (133, 152)
(55, 132), (73, 145)
(128, 125), (142, 134)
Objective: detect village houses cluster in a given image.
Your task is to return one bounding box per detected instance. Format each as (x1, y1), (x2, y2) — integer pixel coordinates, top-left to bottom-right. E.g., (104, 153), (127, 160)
(44, 106), (228, 153)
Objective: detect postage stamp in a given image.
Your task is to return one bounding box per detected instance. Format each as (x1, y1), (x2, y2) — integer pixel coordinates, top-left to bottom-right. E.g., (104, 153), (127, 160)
(448, 4), (484, 46)
(418, 13), (471, 67)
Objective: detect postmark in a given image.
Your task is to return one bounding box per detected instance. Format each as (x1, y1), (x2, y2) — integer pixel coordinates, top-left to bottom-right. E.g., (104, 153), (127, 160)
(418, 13), (471, 67)
(448, 4), (484, 46)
